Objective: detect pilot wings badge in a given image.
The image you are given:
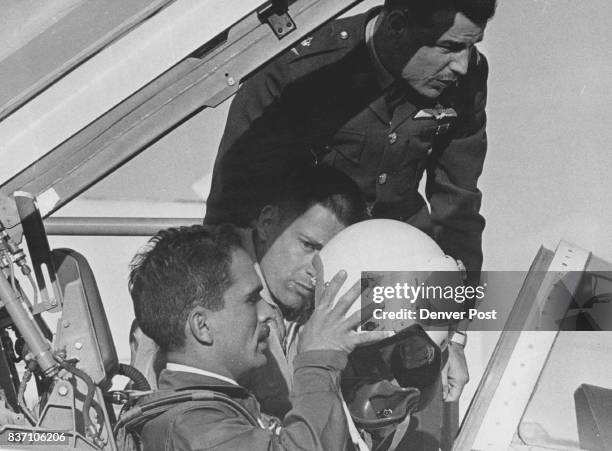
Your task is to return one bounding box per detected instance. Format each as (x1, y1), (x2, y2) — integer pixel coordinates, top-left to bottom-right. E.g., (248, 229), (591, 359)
(413, 106), (458, 121)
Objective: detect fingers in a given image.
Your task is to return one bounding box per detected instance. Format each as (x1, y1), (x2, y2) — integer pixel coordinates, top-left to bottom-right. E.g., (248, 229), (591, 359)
(442, 356), (469, 402)
(444, 384), (462, 402)
(332, 279), (363, 317)
(345, 295), (378, 329)
(316, 270), (347, 309)
(441, 361), (449, 400)
(444, 376), (467, 402)
(352, 330), (394, 347)
(443, 383), (450, 401)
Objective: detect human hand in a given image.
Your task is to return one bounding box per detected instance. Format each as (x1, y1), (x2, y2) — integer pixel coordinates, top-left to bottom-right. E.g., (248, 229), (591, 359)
(297, 255), (392, 355)
(442, 341), (469, 402)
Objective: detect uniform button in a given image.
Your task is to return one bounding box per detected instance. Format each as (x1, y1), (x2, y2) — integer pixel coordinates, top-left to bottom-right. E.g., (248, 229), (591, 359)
(378, 173), (388, 185)
(339, 31), (349, 40)
(388, 132), (397, 144)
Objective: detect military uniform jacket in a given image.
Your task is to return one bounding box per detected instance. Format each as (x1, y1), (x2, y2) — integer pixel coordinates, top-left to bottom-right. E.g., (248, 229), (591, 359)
(141, 351), (352, 451)
(206, 8), (488, 275)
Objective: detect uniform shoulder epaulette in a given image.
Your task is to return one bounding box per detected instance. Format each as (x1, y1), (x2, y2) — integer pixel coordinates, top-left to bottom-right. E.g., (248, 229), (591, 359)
(286, 14), (360, 60)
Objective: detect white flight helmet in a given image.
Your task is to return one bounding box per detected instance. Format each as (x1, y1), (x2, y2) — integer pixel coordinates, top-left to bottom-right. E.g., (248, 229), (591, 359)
(318, 218), (466, 347)
(318, 219), (468, 428)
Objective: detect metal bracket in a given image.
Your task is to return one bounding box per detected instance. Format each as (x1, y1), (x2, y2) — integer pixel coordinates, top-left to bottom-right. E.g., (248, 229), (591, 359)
(0, 194), (22, 246)
(13, 192), (62, 311)
(259, 0), (296, 39)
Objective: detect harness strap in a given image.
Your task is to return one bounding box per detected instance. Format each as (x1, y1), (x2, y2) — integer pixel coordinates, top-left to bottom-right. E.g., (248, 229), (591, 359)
(115, 388), (260, 436)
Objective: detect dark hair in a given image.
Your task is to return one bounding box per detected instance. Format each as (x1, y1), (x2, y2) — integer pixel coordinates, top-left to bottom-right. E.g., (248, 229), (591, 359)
(384, 0), (497, 25)
(213, 164), (368, 228)
(129, 225), (241, 352)
(272, 166), (368, 227)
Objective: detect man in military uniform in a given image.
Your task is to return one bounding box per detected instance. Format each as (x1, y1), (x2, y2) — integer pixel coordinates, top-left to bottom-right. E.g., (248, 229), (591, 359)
(205, 1), (496, 448)
(206, 0), (496, 282)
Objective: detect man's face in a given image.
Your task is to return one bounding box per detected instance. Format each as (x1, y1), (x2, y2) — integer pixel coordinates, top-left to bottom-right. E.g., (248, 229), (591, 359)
(259, 204), (345, 318)
(208, 248), (273, 379)
(399, 12), (486, 99)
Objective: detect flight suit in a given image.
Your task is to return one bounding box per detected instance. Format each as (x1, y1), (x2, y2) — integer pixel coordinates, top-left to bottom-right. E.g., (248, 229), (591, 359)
(141, 353), (353, 451)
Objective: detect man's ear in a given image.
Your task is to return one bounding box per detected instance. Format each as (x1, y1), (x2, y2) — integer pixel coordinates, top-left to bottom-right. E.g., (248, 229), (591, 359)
(187, 306), (213, 345)
(253, 204), (281, 243)
(129, 319), (140, 356)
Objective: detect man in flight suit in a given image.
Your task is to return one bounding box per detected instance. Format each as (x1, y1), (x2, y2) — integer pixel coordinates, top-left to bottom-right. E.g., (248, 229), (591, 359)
(129, 225), (390, 450)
